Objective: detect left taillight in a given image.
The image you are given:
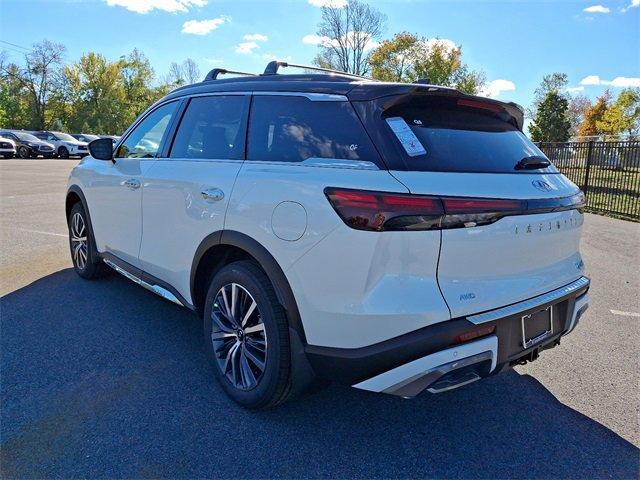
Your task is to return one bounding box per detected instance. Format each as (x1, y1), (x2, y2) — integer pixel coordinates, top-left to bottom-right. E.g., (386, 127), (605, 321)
(324, 188), (444, 231)
(324, 187), (585, 232)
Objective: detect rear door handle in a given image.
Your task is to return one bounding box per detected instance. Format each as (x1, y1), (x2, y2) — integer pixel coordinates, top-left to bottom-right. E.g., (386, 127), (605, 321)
(123, 178), (141, 190)
(201, 188), (224, 202)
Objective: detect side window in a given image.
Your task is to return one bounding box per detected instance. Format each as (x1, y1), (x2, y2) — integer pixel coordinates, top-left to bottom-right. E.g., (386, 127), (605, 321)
(247, 95), (379, 163)
(116, 101), (178, 158)
(170, 95), (247, 160)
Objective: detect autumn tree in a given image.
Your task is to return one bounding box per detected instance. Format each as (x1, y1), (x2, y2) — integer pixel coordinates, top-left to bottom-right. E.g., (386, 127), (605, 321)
(577, 91), (611, 138)
(597, 88), (640, 136)
(529, 91), (571, 142)
(312, 0), (386, 75)
(369, 32), (485, 94)
(567, 95), (592, 137)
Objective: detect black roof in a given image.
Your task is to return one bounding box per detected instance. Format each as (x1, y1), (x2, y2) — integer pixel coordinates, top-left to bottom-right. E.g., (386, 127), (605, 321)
(159, 61), (524, 129)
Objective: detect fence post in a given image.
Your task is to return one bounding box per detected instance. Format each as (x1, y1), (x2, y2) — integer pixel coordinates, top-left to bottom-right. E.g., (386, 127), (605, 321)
(583, 141), (593, 199)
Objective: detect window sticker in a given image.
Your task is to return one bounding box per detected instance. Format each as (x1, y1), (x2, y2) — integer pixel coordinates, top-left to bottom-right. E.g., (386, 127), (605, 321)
(385, 117), (427, 157)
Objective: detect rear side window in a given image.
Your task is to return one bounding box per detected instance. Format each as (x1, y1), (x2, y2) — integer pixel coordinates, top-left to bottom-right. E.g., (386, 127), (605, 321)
(247, 95), (379, 164)
(374, 96), (558, 174)
(170, 95), (247, 160)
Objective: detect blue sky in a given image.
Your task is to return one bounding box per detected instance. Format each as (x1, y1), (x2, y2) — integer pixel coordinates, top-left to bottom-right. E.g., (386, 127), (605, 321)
(0, 0), (638, 113)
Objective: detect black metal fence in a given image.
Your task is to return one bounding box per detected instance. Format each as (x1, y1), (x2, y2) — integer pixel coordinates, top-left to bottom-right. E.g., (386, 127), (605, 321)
(537, 141), (640, 221)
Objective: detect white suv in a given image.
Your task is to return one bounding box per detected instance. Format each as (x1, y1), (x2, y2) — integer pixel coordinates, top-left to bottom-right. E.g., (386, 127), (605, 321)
(66, 62), (590, 409)
(34, 131), (89, 158)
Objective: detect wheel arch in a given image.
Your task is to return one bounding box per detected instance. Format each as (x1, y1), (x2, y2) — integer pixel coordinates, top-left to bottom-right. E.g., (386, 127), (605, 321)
(191, 230), (307, 344)
(65, 185), (97, 248)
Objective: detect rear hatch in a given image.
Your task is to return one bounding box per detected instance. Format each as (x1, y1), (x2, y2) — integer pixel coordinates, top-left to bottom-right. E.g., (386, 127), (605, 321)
(354, 92), (586, 318)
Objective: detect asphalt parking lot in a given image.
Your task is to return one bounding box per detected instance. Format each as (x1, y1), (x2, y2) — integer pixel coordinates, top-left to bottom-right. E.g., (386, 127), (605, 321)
(1, 159), (639, 479)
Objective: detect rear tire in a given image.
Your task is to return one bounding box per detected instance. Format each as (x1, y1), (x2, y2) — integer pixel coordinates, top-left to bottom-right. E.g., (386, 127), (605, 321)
(203, 261), (293, 409)
(68, 202), (107, 279)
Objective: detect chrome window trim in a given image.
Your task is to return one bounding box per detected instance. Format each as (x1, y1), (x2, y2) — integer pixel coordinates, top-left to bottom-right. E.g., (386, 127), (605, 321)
(242, 158), (380, 170)
(253, 91), (348, 102)
(467, 276), (590, 325)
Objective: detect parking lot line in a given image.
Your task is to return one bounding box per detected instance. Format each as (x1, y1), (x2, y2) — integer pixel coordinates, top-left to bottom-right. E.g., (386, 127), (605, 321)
(19, 228), (68, 238)
(610, 310), (640, 317)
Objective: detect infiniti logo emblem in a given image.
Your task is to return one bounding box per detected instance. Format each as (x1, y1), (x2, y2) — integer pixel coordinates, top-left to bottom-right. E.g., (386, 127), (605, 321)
(532, 180), (553, 192)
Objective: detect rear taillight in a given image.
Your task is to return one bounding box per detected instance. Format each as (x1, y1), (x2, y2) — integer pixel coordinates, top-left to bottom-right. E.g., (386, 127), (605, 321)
(324, 188), (585, 232)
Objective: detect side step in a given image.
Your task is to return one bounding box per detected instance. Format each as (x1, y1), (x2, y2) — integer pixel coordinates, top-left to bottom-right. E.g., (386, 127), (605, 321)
(103, 258), (184, 307)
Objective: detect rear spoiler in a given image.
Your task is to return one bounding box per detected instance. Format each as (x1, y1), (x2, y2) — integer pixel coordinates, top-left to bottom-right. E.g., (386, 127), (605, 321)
(347, 83), (525, 131)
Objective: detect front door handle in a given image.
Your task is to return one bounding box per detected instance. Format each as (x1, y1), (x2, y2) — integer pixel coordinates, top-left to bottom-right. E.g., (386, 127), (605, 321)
(123, 178), (140, 190)
(201, 188), (224, 202)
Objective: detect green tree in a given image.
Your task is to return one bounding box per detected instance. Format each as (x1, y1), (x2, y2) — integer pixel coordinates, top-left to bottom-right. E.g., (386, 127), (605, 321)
(597, 88), (640, 136)
(529, 91), (571, 142)
(369, 33), (485, 94)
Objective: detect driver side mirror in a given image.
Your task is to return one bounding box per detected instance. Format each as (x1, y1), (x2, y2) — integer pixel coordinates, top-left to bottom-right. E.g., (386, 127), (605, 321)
(89, 138), (114, 161)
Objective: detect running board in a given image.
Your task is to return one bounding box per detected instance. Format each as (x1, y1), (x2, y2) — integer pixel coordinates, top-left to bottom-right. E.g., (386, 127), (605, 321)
(103, 258), (184, 307)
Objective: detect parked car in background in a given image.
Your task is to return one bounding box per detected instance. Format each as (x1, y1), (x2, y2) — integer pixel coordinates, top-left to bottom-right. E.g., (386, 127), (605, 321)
(0, 130), (55, 158)
(71, 133), (100, 143)
(33, 131), (89, 158)
(0, 135), (16, 158)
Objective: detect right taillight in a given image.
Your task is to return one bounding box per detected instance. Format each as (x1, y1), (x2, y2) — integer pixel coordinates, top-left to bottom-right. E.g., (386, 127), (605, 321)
(325, 187), (585, 232)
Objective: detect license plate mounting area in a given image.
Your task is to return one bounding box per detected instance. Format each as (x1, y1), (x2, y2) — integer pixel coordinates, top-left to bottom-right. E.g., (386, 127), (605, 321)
(521, 306), (553, 349)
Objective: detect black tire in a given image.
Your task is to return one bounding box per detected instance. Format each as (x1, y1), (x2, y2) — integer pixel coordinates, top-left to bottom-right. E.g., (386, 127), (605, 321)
(18, 146), (30, 159)
(3, 153), (14, 159)
(58, 146), (69, 159)
(203, 261), (292, 409)
(68, 202), (107, 279)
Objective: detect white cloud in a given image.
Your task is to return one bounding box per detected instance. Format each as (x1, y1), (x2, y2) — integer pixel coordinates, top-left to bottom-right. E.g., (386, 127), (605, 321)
(235, 41), (260, 54)
(566, 86), (585, 93)
(302, 34), (333, 46)
(308, 0), (347, 7)
(421, 38), (458, 53)
(580, 75), (602, 85)
(479, 79), (516, 98)
(105, 0), (206, 14)
(609, 76), (640, 87)
(583, 5), (610, 13)
(302, 31), (379, 51)
(621, 0), (639, 12)
(580, 75), (640, 87)
(182, 16), (229, 35)
(244, 33), (268, 42)
(204, 58), (223, 65)
(263, 53), (292, 62)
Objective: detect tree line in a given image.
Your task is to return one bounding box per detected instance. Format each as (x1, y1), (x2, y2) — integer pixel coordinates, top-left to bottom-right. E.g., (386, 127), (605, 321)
(0, 41), (200, 134)
(528, 73), (639, 142)
(1, 0), (637, 140)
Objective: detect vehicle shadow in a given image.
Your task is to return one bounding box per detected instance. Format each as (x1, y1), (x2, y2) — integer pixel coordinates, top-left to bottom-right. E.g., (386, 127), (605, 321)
(1, 269), (638, 479)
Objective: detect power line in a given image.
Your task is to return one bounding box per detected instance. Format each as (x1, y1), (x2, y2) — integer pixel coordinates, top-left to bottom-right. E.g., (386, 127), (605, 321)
(0, 40), (31, 52)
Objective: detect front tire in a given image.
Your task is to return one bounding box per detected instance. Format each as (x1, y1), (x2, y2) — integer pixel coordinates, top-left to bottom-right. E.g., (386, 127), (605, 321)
(18, 146), (29, 159)
(68, 202), (107, 279)
(58, 146), (69, 159)
(203, 261), (292, 409)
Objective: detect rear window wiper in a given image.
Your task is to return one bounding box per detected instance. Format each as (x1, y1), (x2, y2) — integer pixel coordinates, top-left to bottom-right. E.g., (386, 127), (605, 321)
(515, 156), (551, 170)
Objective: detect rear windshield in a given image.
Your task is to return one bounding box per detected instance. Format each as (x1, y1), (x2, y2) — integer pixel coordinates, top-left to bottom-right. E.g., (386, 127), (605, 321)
(377, 96), (558, 174)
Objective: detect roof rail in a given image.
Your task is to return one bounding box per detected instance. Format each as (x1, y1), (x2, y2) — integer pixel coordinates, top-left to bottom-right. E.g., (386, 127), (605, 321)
(262, 61), (372, 80)
(203, 68), (256, 82)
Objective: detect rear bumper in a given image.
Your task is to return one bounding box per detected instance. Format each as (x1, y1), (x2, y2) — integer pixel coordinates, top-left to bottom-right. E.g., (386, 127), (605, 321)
(306, 276), (590, 396)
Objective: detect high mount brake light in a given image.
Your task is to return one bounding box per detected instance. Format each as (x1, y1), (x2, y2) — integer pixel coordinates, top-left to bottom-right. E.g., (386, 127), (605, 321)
(324, 188), (585, 232)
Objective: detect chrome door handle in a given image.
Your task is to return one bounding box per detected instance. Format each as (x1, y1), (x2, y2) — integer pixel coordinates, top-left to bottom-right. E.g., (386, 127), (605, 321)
(201, 188), (224, 202)
(123, 178), (141, 190)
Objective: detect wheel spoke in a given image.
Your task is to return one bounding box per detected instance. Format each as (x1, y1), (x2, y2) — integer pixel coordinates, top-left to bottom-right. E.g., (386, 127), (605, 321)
(240, 300), (257, 327)
(243, 343), (266, 371)
(244, 323), (264, 335)
(211, 330), (236, 340)
(211, 310), (235, 333)
(240, 349), (257, 388)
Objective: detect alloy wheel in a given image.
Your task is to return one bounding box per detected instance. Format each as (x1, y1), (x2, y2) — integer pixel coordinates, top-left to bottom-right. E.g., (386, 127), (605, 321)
(211, 283), (267, 391)
(18, 146), (29, 159)
(70, 212), (88, 270)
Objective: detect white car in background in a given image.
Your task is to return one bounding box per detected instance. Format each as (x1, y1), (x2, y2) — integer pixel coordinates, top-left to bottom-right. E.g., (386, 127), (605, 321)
(33, 131), (89, 158)
(0, 136), (16, 158)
